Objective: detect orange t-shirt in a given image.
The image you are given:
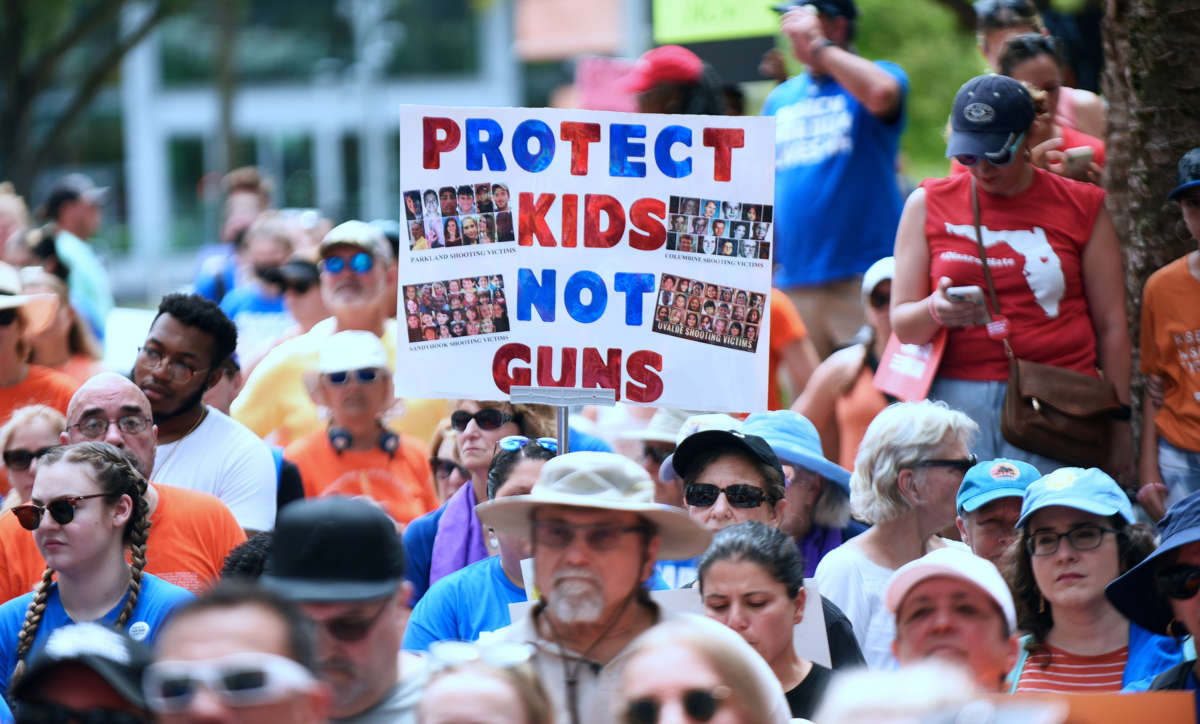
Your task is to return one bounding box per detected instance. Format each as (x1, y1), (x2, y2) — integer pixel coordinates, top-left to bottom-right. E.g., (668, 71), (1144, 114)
(0, 365), (77, 422)
(286, 430), (437, 524)
(768, 288), (809, 410)
(0, 482), (246, 601)
(1140, 255), (1200, 451)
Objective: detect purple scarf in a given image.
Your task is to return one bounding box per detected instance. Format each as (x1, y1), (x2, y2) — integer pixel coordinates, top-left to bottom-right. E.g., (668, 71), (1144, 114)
(429, 480), (489, 586)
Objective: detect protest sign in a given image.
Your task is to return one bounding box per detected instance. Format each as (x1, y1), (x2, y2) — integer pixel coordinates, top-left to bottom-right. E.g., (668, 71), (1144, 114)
(396, 106), (775, 412)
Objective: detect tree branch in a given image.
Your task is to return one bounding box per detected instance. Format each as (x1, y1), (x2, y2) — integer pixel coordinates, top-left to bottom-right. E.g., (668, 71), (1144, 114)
(22, 0), (128, 97)
(27, 1), (173, 175)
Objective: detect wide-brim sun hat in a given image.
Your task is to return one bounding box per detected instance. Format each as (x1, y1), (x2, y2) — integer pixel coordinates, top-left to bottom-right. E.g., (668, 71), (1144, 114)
(945, 74), (1035, 160)
(1106, 491), (1200, 635)
(741, 410), (850, 494)
(1015, 467), (1134, 529)
(476, 451), (713, 560)
(0, 262), (57, 335)
(618, 408), (694, 445)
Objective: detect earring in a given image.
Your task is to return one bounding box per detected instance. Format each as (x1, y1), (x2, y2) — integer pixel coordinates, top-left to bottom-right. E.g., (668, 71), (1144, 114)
(1038, 595), (1046, 614)
(487, 527), (500, 549)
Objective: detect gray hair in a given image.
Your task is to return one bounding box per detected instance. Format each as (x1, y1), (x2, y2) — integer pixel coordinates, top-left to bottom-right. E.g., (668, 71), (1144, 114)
(850, 401), (977, 524)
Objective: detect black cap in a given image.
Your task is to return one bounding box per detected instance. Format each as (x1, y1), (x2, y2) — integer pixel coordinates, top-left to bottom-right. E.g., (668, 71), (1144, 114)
(261, 497), (405, 602)
(671, 430), (785, 482)
(945, 74), (1035, 160)
(1106, 491), (1200, 636)
(1168, 147), (1200, 201)
(11, 623), (151, 709)
(259, 259), (320, 289)
(771, 0), (858, 19)
(43, 173), (109, 221)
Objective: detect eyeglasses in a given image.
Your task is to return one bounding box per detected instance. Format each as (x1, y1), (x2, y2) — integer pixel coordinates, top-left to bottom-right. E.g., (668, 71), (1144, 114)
(318, 597), (393, 642)
(326, 368), (380, 385)
(12, 493), (109, 531)
(1156, 565), (1200, 600)
(497, 435), (558, 453)
(1025, 523), (1119, 557)
(642, 444), (672, 466)
(532, 521), (650, 552)
(450, 408), (514, 432)
(3, 446), (56, 471)
(624, 686), (731, 724)
(138, 346), (207, 383)
(0, 308), (17, 326)
(143, 651), (316, 713)
(684, 483), (768, 509)
(71, 415), (152, 440)
(954, 132), (1027, 168)
(910, 454), (978, 474)
(15, 700), (149, 724)
(430, 456), (469, 481)
(320, 252), (375, 275)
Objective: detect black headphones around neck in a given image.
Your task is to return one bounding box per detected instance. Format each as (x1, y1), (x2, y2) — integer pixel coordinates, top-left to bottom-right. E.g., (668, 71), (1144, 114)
(328, 426), (399, 458)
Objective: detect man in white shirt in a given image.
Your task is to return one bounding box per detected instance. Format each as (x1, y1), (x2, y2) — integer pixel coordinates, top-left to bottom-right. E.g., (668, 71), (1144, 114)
(132, 293), (276, 532)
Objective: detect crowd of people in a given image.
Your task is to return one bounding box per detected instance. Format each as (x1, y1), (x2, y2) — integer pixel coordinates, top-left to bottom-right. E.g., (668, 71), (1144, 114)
(0, 0), (1196, 722)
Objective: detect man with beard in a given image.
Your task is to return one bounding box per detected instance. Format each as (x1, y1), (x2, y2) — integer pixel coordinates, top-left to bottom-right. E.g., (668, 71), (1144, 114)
(262, 497), (427, 723)
(233, 221), (443, 446)
(477, 452), (791, 724)
(134, 293), (276, 532)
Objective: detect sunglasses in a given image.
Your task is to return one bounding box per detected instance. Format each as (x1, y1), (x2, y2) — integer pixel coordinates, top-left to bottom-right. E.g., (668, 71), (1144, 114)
(12, 493), (109, 531)
(450, 408), (514, 432)
(532, 520), (649, 552)
(3, 446), (55, 472)
(144, 652), (316, 713)
(1156, 565), (1200, 600)
(283, 279), (314, 294)
(0, 308), (17, 326)
(320, 252), (375, 275)
(683, 483), (768, 509)
(326, 368), (380, 385)
(642, 444), (672, 466)
(318, 597), (392, 642)
(910, 454), (978, 474)
(430, 456), (469, 481)
(497, 435), (558, 453)
(954, 132), (1027, 168)
(624, 686), (730, 724)
(869, 288), (891, 309)
(427, 640), (534, 670)
(15, 700), (149, 724)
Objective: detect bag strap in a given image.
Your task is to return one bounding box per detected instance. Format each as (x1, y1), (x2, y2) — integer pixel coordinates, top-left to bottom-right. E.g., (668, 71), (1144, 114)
(969, 176), (1016, 361)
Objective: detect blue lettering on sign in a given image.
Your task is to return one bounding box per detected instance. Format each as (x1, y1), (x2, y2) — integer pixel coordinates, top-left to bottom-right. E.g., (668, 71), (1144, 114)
(465, 118), (506, 171)
(654, 125), (692, 179)
(610, 124), (648, 178)
(613, 273), (655, 325)
(512, 120), (555, 173)
(564, 271), (607, 323)
(518, 268), (556, 321)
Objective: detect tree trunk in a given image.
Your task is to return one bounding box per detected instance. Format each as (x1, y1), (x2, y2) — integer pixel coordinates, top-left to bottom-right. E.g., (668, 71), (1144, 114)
(1102, 0), (1200, 441)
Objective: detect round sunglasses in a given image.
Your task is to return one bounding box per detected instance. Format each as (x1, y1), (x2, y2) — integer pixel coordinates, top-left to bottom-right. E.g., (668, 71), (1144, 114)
(326, 368), (380, 385)
(683, 483), (768, 509)
(450, 408), (514, 432)
(320, 252), (374, 275)
(12, 493), (109, 531)
(623, 686), (730, 724)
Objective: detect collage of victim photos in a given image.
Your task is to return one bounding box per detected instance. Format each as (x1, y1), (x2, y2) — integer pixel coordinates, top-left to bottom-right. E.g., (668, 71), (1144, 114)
(403, 275), (510, 343)
(666, 195), (772, 260)
(403, 183), (516, 250)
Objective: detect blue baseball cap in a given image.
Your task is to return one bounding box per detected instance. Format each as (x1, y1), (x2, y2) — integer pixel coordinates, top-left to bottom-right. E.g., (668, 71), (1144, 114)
(742, 410), (850, 494)
(1106, 491), (1200, 635)
(1167, 147), (1200, 201)
(1015, 467), (1134, 529)
(945, 75), (1035, 160)
(956, 458), (1040, 514)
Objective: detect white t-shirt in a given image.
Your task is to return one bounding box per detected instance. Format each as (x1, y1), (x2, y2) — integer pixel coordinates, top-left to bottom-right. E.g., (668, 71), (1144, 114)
(814, 541), (897, 670)
(151, 406), (276, 531)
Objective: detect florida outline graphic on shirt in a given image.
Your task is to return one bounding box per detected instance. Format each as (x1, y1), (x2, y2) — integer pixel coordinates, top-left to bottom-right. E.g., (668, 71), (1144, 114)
(943, 222), (1064, 318)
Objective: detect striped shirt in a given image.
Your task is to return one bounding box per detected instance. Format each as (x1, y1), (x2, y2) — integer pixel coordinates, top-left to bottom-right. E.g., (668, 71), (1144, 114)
(1015, 644), (1129, 692)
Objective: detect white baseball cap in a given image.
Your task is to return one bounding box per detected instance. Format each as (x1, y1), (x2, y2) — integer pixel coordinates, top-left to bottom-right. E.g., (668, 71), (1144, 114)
(884, 547), (1016, 632)
(317, 330), (388, 374)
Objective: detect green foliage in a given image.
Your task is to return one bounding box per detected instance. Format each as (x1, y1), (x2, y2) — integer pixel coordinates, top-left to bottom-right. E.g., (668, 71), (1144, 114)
(853, 0), (984, 181)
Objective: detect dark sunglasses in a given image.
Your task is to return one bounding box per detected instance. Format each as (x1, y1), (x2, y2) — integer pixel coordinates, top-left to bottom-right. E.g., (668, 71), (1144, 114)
(320, 252), (374, 275)
(910, 454), (978, 474)
(869, 289), (890, 309)
(326, 368), (380, 385)
(320, 598), (391, 642)
(0, 308), (17, 326)
(450, 408), (513, 432)
(283, 279), (314, 294)
(624, 687), (730, 724)
(3, 446), (56, 472)
(642, 445), (672, 466)
(12, 493), (109, 531)
(532, 521), (649, 552)
(954, 132), (1026, 168)
(15, 700), (149, 724)
(1156, 565), (1200, 601)
(684, 482), (768, 509)
(430, 456), (469, 480)
(497, 435), (557, 453)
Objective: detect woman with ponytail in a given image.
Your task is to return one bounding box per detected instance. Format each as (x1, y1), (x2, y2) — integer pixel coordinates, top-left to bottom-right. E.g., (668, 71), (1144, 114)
(0, 442), (193, 696)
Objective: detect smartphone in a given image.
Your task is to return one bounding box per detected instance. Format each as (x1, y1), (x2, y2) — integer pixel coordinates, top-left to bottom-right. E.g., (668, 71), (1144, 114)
(947, 285), (985, 305)
(1064, 146), (1094, 176)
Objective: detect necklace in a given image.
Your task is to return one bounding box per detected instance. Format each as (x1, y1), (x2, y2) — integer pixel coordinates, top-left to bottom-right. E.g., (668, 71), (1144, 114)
(542, 594), (639, 724)
(155, 407), (208, 473)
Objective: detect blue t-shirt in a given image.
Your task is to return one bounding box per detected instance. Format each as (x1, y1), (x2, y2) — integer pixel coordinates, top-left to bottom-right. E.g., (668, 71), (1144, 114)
(193, 252), (238, 304)
(0, 574), (193, 700)
(403, 505), (445, 605)
(763, 62), (909, 288)
(403, 555), (524, 651)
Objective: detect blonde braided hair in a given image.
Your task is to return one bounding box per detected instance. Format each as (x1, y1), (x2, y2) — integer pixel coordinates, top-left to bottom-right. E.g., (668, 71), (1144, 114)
(8, 442), (151, 688)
